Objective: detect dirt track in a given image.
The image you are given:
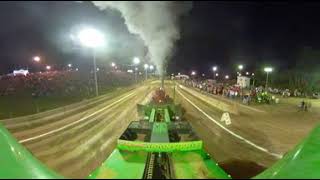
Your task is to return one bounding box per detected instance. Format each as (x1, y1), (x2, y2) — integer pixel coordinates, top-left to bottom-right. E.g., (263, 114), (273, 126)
(2, 82), (155, 178)
(165, 81), (319, 178)
(2, 80), (319, 178)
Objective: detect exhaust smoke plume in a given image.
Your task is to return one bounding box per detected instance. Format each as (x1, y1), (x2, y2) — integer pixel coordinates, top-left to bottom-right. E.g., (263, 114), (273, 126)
(91, 1), (192, 77)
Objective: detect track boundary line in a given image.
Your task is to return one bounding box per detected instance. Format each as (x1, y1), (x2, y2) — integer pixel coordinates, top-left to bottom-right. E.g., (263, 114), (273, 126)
(176, 87), (282, 159)
(19, 92), (136, 144)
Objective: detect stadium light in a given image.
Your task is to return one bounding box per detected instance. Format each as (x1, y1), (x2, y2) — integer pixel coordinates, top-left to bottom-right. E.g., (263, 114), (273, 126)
(133, 57), (140, 65)
(264, 67), (273, 72)
(76, 27), (105, 97)
(212, 66), (217, 72)
(212, 66), (218, 79)
(191, 71), (196, 76)
(238, 65), (243, 70)
(33, 56), (40, 62)
(77, 28), (105, 48)
(264, 67), (273, 90)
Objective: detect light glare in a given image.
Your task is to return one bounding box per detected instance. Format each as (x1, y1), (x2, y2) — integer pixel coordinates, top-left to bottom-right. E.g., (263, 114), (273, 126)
(133, 57), (140, 65)
(264, 67), (273, 72)
(77, 28), (105, 48)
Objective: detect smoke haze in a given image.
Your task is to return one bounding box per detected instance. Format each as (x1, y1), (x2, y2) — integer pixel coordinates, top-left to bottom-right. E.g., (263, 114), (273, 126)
(91, 1), (192, 76)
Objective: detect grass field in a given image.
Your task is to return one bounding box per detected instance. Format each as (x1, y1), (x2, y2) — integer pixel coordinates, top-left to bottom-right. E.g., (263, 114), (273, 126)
(0, 84), (131, 119)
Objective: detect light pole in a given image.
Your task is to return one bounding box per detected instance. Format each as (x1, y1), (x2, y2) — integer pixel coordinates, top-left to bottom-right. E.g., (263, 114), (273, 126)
(212, 66), (217, 80)
(264, 67), (273, 91)
(144, 64), (149, 81)
(149, 65), (154, 78)
(133, 57), (140, 83)
(77, 27), (105, 97)
(238, 65), (243, 76)
(251, 73), (255, 88)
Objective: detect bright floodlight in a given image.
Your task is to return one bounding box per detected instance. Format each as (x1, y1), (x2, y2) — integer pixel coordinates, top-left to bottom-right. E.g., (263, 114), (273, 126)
(77, 28), (105, 48)
(252, 73), (255, 76)
(178, 72), (181, 76)
(246, 72), (249, 75)
(111, 62), (116, 67)
(191, 71), (196, 76)
(97, 68), (100, 71)
(149, 65), (154, 70)
(225, 75), (229, 79)
(133, 57), (140, 65)
(212, 66), (217, 71)
(135, 67), (138, 71)
(33, 56), (40, 62)
(144, 64), (149, 69)
(68, 64), (72, 68)
(238, 65), (243, 70)
(264, 67), (273, 72)
(215, 73), (219, 77)
(46, 65), (51, 70)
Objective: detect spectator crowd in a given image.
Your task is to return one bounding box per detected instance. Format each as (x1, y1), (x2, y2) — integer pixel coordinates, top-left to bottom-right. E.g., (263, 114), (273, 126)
(0, 70), (137, 98)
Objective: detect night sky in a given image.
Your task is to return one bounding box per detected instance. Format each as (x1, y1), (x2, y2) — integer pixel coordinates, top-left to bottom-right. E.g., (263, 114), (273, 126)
(1, 1), (320, 76)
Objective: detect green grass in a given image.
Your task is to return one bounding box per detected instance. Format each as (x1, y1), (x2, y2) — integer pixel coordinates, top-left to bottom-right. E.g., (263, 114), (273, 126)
(0, 84), (131, 119)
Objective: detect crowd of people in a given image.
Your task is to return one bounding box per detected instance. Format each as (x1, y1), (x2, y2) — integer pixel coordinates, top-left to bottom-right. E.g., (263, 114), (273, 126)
(181, 79), (280, 105)
(180, 78), (316, 110)
(0, 70), (136, 98)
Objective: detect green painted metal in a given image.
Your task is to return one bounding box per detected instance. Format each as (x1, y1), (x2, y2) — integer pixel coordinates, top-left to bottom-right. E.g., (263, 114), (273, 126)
(0, 123), (63, 179)
(88, 149), (147, 179)
(164, 108), (171, 123)
(149, 108), (156, 122)
(151, 122), (170, 142)
(254, 124), (320, 179)
(117, 139), (203, 152)
(171, 150), (231, 179)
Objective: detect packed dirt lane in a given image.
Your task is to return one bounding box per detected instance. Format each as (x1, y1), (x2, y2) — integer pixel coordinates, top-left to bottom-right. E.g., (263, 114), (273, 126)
(165, 80), (320, 178)
(2, 81), (157, 178)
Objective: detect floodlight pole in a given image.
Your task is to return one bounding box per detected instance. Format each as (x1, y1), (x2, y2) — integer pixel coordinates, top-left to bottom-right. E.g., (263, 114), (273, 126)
(93, 49), (99, 96)
(135, 66), (137, 83)
(265, 72), (269, 91)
